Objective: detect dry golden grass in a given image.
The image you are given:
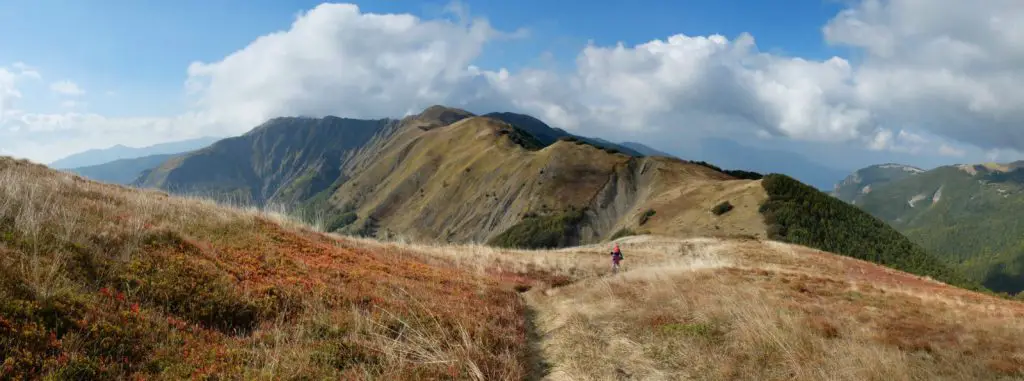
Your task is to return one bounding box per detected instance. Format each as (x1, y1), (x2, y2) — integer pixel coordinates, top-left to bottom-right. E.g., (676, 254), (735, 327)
(7, 154), (1024, 380)
(351, 233), (1024, 380)
(0, 157), (529, 380)
(508, 237), (1024, 381)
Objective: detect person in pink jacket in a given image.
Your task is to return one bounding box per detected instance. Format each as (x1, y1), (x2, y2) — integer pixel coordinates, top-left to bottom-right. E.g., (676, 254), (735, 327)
(611, 243), (624, 274)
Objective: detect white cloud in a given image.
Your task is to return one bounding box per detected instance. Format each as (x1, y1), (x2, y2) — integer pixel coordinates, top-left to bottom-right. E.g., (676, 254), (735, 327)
(50, 80), (84, 96)
(823, 0), (1024, 152)
(184, 2), (498, 130)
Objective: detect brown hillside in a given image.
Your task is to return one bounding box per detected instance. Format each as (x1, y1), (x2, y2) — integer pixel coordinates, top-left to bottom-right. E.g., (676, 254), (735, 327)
(0, 157), (530, 380)
(5, 156), (1024, 380)
(330, 114), (767, 244)
(350, 235), (1024, 380)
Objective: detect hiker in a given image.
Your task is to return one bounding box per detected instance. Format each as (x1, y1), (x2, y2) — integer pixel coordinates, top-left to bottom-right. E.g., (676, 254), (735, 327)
(611, 243), (623, 274)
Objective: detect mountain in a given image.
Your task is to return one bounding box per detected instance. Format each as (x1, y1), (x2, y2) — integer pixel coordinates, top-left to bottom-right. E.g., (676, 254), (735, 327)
(132, 105), (976, 292)
(831, 163), (925, 204)
(137, 107), (765, 245)
(481, 112), (644, 156)
(2, 156), (1020, 379)
(688, 137), (851, 191)
(846, 161), (1024, 293)
(64, 153), (178, 185)
(48, 136), (221, 169)
(619, 141), (674, 157)
(134, 116), (397, 205)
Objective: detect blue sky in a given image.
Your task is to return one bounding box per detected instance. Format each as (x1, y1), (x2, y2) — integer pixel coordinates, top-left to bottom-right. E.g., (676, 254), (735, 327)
(2, 0), (1023, 178)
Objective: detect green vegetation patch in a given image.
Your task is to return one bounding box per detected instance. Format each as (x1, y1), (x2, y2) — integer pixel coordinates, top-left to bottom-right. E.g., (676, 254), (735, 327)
(711, 201), (734, 216)
(489, 208), (586, 249)
(497, 125), (545, 151)
(609, 228), (639, 241)
(758, 173), (983, 291)
(688, 160), (763, 180)
(639, 209), (656, 226)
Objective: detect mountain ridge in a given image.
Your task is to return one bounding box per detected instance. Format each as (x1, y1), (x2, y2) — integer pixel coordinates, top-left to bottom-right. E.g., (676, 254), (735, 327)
(49, 136), (221, 169)
(838, 160), (1024, 293)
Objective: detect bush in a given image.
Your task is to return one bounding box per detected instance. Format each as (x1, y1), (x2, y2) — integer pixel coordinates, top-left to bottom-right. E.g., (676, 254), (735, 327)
(610, 227), (634, 239)
(711, 201), (733, 216)
(489, 209), (586, 249)
(326, 212), (358, 232)
(687, 160), (763, 180)
(639, 209), (656, 226)
(496, 126), (545, 150)
(759, 173), (983, 291)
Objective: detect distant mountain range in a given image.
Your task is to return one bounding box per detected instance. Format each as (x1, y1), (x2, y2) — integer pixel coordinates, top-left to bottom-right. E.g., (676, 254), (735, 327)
(834, 161), (1024, 294)
(66, 153), (180, 185)
(683, 137), (851, 191)
(49, 136), (221, 169)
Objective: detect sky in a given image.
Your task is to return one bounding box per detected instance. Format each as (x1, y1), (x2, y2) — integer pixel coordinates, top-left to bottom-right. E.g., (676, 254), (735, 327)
(2, 0), (1024, 174)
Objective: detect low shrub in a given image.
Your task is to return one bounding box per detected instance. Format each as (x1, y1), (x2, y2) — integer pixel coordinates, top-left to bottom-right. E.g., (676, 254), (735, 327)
(639, 209), (656, 226)
(711, 201), (733, 216)
(326, 212), (358, 232)
(489, 209), (587, 249)
(609, 228), (637, 241)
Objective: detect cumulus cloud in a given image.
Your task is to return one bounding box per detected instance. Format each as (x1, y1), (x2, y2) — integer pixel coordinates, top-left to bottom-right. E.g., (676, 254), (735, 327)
(50, 80), (85, 96)
(184, 2), (499, 130)
(823, 0), (1024, 152)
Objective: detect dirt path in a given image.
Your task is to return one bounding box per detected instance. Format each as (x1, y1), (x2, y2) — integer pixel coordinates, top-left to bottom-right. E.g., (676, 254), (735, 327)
(522, 296), (552, 381)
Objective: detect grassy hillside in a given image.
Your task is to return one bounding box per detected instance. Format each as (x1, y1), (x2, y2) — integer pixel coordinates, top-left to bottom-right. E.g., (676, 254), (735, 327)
(325, 114), (768, 247)
(132, 106), (775, 250)
(759, 174), (981, 291)
(135, 116), (396, 206)
(6, 155), (1024, 379)
(356, 235), (1024, 380)
(831, 163), (924, 204)
(67, 153), (177, 185)
(0, 157), (531, 379)
(851, 164), (1024, 294)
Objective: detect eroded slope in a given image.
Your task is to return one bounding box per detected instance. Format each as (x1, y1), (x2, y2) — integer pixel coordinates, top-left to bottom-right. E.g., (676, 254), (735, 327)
(327, 115), (767, 246)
